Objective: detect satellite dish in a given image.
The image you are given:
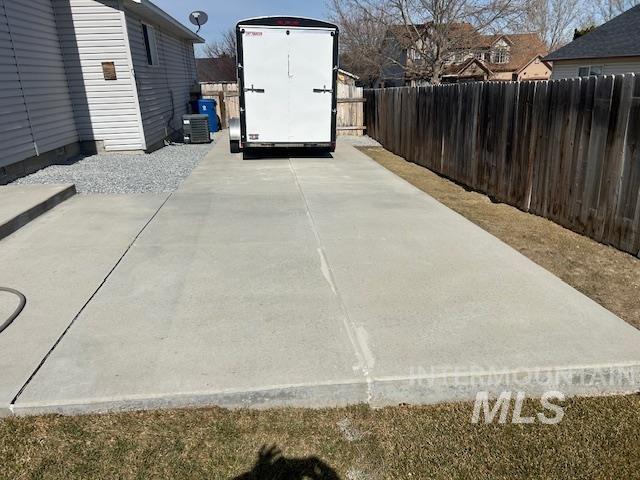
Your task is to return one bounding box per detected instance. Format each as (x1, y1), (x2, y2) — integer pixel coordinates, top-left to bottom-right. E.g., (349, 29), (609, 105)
(189, 11), (208, 32)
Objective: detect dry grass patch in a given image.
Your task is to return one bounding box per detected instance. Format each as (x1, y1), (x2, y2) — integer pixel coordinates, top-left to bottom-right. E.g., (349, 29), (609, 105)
(1, 396), (639, 479)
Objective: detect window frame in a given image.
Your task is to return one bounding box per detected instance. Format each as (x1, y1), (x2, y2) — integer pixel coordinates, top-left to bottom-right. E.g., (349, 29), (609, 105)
(578, 65), (604, 77)
(589, 65), (603, 76)
(493, 48), (509, 64)
(142, 22), (160, 66)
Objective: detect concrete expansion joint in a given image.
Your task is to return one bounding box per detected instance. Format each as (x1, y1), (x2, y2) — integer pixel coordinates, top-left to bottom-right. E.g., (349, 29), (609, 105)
(8, 192), (174, 410)
(288, 159), (375, 402)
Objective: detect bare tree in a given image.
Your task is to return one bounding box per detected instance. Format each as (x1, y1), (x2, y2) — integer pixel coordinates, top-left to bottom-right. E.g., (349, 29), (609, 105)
(592, 0), (640, 21)
(328, 0), (396, 86)
(521, 0), (584, 50)
(330, 0), (522, 84)
(203, 28), (237, 58)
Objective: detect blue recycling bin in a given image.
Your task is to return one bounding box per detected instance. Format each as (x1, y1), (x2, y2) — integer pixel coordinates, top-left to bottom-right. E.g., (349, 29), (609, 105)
(197, 99), (219, 132)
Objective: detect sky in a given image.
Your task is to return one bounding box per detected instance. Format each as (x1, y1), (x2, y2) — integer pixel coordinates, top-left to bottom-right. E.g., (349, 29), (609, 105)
(151, 0), (329, 55)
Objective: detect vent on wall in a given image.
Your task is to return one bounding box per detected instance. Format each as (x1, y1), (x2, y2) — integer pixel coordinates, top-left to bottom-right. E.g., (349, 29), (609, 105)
(102, 62), (117, 81)
(183, 115), (211, 144)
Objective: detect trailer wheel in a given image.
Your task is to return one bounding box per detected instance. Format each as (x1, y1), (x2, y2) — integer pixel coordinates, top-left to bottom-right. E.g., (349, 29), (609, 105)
(230, 140), (241, 154)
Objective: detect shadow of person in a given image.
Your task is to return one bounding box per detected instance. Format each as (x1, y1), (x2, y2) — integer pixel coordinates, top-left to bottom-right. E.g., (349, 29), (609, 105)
(233, 444), (341, 480)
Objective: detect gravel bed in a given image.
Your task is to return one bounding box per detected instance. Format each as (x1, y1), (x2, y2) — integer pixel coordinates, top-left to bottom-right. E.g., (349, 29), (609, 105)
(12, 142), (214, 194)
(339, 135), (381, 147)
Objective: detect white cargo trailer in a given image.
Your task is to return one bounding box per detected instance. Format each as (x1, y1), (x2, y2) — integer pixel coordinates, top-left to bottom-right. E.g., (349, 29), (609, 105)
(229, 17), (339, 154)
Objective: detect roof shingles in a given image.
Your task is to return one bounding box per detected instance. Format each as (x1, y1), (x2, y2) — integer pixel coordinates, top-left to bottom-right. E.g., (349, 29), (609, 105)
(444, 33), (548, 76)
(545, 5), (640, 61)
(196, 57), (237, 83)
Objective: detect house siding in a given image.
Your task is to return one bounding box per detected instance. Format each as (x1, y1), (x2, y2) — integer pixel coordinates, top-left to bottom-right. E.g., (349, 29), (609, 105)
(517, 58), (551, 81)
(0, 0), (77, 169)
(551, 57), (640, 79)
(52, 0), (145, 150)
(125, 9), (197, 149)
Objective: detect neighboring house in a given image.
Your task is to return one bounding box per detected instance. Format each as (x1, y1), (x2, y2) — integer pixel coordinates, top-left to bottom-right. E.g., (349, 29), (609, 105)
(196, 56), (237, 83)
(545, 5), (640, 79)
(380, 24), (549, 86)
(441, 35), (551, 83)
(0, 0), (203, 182)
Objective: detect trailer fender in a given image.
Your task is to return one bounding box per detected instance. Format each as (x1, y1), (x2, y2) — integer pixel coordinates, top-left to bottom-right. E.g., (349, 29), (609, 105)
(229, 117), (241, 143)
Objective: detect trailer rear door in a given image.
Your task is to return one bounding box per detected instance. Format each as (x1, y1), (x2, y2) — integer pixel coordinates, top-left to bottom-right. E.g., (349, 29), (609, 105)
(241, 25), (335, 145)
(242, 27), (290, 143)
(288, 28), (334, 143)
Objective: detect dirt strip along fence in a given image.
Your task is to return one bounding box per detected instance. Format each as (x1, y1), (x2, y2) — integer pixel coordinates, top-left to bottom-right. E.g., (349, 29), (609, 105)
(365, 74), (640, 258)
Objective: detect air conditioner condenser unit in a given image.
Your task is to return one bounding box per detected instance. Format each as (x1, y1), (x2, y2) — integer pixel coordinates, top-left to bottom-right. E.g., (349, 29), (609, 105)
(183, 114), (211, 144)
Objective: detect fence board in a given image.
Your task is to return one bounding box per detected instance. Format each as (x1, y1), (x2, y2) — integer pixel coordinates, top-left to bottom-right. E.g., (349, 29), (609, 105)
(615, 75), (640, 255)
(364, 73), (640, 257)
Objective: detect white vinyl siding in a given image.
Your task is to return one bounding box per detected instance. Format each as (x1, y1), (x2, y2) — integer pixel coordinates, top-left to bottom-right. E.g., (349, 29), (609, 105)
(126, 10), (197, 148)
(0, 0), (77, 168)
(52, 0), (145, 150)
(551, 57), (640, 79)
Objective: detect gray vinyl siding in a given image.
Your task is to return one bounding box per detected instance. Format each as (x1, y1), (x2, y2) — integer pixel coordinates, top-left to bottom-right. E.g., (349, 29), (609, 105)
(53, 0), (145, 150)
(551, 57), (640, 79)
(0, 0), (77, 168)
(125, 10), (197, 148)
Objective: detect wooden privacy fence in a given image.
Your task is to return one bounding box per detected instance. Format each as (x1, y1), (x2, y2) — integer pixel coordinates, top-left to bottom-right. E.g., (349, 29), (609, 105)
(337, 83), (365, 136)
(201, 82), (240, 129)
(365, 74), (640, 258)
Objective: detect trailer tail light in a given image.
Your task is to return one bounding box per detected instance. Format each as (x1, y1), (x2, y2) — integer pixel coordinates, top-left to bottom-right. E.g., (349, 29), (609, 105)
(276, 19), (301, 26)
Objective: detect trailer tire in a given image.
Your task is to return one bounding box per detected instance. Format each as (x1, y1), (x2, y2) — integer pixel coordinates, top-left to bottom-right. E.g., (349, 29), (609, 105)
(230, 140), (241, 154)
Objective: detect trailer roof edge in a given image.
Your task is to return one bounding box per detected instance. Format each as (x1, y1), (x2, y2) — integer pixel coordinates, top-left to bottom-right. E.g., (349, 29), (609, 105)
(236, 16), (338, 30)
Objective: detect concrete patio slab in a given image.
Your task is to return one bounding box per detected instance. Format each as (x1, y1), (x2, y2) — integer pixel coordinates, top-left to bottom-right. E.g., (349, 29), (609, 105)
(0, 184), (76, 241)
(11, 134), (640, 415)
(11, 242), (365, 413)
(0, 194), (167, 416)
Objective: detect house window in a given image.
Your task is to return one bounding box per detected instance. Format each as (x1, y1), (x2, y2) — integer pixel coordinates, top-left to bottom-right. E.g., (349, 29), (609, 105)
(142, 23), (159, 65)
(578, 65), (603, 76)
(408, 49), (422, 61)
(589, 65), (603, 75)
(452, 52), (466, 62)
(493, 48), (509, 64)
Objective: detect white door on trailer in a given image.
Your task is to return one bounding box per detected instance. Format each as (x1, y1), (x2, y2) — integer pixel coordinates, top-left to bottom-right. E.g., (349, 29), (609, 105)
(287, 28), (335, 143)
(242, 27), (290, 143)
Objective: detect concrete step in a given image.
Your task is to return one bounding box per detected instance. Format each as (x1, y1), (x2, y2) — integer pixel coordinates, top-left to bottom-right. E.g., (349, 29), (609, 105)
(0, 184), (76, 241)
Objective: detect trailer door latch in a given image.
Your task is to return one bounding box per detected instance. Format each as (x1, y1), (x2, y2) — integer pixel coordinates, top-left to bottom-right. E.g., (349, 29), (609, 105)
(245, 84), (265, 93)
(313, 86), (332, 93)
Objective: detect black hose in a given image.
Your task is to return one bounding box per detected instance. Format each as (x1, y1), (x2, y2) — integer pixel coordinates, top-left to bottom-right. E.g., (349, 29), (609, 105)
(0, 287), (26, 334)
